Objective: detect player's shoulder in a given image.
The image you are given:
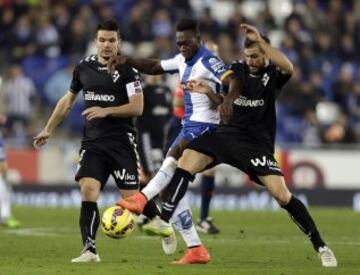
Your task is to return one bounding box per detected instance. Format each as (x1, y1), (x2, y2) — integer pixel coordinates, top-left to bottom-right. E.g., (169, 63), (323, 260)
(169, 53), (185, 65)
(200, 53), (224, 66)
(117, 63), (138, 74)
(115, 64), (141, 82)
(79, 54), (97, 65)
(75, 55), (97, 72)
(228, 60), (246, 74)
(200, 53), (227, 74)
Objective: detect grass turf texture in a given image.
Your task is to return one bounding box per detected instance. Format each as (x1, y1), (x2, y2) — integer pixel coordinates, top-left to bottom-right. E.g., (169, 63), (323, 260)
(0, 207), (358, 275)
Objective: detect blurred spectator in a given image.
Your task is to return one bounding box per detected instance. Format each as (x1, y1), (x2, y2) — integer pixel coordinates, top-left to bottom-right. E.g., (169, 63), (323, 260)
(62, 18), (89, 55)
(123, 4), (152, 43)
(8, 15), (36, 62)
(199, 7), (221, 38)
(151, 9), (172, 39)
(0, 0), (359, 145)
(1, 63), (37, 137)
(43, 63), (74, 106)
(35, 15), (60, 58)
(332, 63), (354, 112)
(321, 113), (357, 144)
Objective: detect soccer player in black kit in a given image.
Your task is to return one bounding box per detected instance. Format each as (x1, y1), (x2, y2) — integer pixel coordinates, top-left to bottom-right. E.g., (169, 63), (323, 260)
(33, 20), (163, 263)
(155, 24), (338, 267)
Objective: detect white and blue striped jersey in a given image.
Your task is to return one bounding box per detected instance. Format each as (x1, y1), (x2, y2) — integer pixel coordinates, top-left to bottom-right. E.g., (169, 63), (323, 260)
(160, 45), (231, 126)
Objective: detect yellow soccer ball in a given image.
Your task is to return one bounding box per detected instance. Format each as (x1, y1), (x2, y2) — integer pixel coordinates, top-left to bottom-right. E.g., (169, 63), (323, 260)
(101, 206), (135, 239)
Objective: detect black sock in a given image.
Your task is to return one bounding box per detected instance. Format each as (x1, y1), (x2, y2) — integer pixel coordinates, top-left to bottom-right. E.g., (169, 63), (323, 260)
(160, 168), (194, 222)
(200, 175), (215, 221)
(282, 196), (326, 251)
(143, 198), (161, 219)
(80, 201), (99, 254)
(139, 183), (161, 219)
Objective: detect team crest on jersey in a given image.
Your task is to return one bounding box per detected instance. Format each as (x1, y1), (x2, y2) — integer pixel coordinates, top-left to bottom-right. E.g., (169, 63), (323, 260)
(112, 70), (120, 83)
(208, 57), (226, 74)
(262, 73), (270, 86)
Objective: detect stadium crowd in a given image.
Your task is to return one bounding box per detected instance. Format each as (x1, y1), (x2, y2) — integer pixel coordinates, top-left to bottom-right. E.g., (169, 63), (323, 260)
(0, 0), (359, 147)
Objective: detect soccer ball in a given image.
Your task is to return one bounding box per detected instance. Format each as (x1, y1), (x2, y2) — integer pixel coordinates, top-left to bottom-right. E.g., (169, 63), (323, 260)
(101, 206), (135, 239)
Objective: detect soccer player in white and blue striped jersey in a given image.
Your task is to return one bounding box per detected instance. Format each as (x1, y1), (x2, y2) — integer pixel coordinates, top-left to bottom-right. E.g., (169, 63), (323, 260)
(111, 18), (234, 264)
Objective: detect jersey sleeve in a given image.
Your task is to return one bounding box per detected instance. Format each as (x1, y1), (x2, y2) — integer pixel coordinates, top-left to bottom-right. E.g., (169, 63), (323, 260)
(201, 56), (232, 83)
(124, 67), (143, 97)
(275, 69), (292, 89)
(70, 65), (82, 94)
(160, 54), (180, 74)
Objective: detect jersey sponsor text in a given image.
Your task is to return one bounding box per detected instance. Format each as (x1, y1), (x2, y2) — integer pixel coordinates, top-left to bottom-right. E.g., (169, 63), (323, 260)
(84, 91), (115, 102)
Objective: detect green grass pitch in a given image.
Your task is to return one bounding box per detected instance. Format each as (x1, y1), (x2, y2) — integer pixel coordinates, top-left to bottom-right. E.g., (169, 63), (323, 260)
(0, 207), (358, 275)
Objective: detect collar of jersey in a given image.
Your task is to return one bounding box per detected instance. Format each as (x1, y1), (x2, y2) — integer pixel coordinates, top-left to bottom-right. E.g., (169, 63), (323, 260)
(184, 45), (207, 66)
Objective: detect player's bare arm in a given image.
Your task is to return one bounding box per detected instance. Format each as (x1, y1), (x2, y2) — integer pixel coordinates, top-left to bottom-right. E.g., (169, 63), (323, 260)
(82, 93), (144, 121)
(33, 91), (77, 148)
(219, 74), (242, 124)
(108, 56), (164, 75)
(186, 79), (223, 106)
(240, 23), (294, 75)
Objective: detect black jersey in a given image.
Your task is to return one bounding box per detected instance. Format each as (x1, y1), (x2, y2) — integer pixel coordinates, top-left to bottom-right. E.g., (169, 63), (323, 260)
(70, 55), (141, 141)
(218, 61), (291, 153)
(136, 84), (172, 134)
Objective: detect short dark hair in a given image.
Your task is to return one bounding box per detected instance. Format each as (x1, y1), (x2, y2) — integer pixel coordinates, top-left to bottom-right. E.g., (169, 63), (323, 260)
(244, 35), (270, 48)
(175, 18), (199, 34)
(96, 20), (120, 36)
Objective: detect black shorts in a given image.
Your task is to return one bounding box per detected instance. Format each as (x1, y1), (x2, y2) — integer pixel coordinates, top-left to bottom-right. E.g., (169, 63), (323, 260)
(186, 132), (282, 185)
(75, 132), (140, 190)
(137, 129), (164, 175)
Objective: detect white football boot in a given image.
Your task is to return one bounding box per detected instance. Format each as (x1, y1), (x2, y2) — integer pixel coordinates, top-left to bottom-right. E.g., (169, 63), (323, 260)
(318, 246), (337, 267)
(71, 250), (100, 263)
(162, 232), (177, 255)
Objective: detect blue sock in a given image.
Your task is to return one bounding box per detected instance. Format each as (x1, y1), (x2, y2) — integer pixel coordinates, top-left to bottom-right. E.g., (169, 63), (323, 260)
(200, 175), (215, 221)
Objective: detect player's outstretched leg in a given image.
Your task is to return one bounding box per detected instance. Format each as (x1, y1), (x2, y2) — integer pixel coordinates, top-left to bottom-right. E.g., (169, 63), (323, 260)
(282, 195), (337, 267)
(261, 175), (337, 267)
(117, 191), (148, 214)
(117, 157), (178, 213)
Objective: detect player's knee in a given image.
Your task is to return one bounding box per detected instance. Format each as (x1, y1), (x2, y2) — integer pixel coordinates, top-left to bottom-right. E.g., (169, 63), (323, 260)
(178, 149), (212, 174)
(273, 189), (292, 206)
(80, 180), (100, 201)
(172, 209), (193, 231)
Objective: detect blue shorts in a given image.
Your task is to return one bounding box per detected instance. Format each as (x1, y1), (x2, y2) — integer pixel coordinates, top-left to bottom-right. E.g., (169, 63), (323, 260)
(169, 123), (218, 152)
(0, 137), (6, 161)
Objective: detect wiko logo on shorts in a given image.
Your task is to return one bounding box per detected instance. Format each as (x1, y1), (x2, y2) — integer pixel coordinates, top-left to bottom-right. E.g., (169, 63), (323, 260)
(251, 156), (281, 172)
(84, 91), (115, 102)
(114, 169), (136, 181)
(251, 156), (267, 167)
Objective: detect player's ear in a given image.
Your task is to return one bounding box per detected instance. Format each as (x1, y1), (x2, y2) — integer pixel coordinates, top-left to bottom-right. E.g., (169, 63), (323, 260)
(116, 33), (121, 52)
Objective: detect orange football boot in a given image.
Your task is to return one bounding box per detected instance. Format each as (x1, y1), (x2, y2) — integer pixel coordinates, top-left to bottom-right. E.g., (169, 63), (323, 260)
(172, 245), (210, 264)
(116, 192), (148, 214)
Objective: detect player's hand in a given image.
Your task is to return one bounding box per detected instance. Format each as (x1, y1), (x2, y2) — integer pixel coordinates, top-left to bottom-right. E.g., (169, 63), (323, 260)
(219, 99), (233, 124)
(186, 80), (211, 94)
(82, 107), (109, 120)
(107, 55), (127, 73)
(33, 129), (51, 149)
(240, 23), (261, 42)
